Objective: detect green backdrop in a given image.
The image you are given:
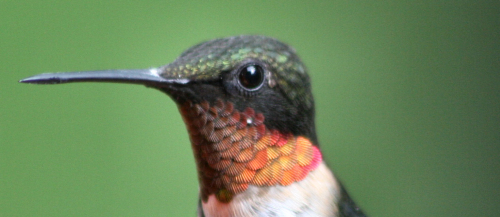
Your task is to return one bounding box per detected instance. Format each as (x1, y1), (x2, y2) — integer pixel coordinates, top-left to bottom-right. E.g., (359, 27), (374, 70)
(1, 1), (499, 216)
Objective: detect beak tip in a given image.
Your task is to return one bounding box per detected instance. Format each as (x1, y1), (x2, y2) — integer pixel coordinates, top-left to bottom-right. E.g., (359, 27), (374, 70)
(19, 77), (34, 84)
(19, 75), (60, 84)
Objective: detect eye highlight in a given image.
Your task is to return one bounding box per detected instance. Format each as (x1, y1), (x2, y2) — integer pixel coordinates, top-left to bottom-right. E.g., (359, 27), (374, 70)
(238, 64), (264, 90)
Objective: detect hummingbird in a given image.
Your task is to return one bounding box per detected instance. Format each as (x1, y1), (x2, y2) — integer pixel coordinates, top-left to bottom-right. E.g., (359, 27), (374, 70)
(20, 35), (367, 217)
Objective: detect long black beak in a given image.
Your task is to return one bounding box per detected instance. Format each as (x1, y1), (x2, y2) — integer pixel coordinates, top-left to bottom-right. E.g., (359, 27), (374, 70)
(19, 68), (190, 87)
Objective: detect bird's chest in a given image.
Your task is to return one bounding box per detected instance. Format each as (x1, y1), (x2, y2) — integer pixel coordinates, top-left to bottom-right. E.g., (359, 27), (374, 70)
(200, 162), (340, 217)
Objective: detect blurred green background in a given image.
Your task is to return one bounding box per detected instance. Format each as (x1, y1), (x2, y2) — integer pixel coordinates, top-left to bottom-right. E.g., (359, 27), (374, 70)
(1, 1), (499, 216)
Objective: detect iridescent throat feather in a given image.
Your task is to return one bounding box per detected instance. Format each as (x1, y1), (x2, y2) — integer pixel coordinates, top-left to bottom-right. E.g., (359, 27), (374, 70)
(179, 99), (322, 203)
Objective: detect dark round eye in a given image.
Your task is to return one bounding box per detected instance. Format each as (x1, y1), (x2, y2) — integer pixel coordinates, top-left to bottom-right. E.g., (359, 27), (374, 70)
(238, 64), (264, 90)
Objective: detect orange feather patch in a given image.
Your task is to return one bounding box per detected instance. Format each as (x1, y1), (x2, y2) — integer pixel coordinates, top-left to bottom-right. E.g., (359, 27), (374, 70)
(179, 99), (322, 203)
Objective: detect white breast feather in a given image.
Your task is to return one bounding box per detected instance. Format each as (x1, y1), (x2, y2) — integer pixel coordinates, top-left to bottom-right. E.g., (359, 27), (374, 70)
(201, 162), (340, 217)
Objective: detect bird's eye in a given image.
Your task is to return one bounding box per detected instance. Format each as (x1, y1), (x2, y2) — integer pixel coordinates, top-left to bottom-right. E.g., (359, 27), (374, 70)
(238, 64), (264, 90)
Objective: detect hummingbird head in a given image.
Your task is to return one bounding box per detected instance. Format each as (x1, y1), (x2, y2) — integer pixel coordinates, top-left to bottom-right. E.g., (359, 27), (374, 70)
(21, 35), (323, 203)
(158, 35), (316, 142)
